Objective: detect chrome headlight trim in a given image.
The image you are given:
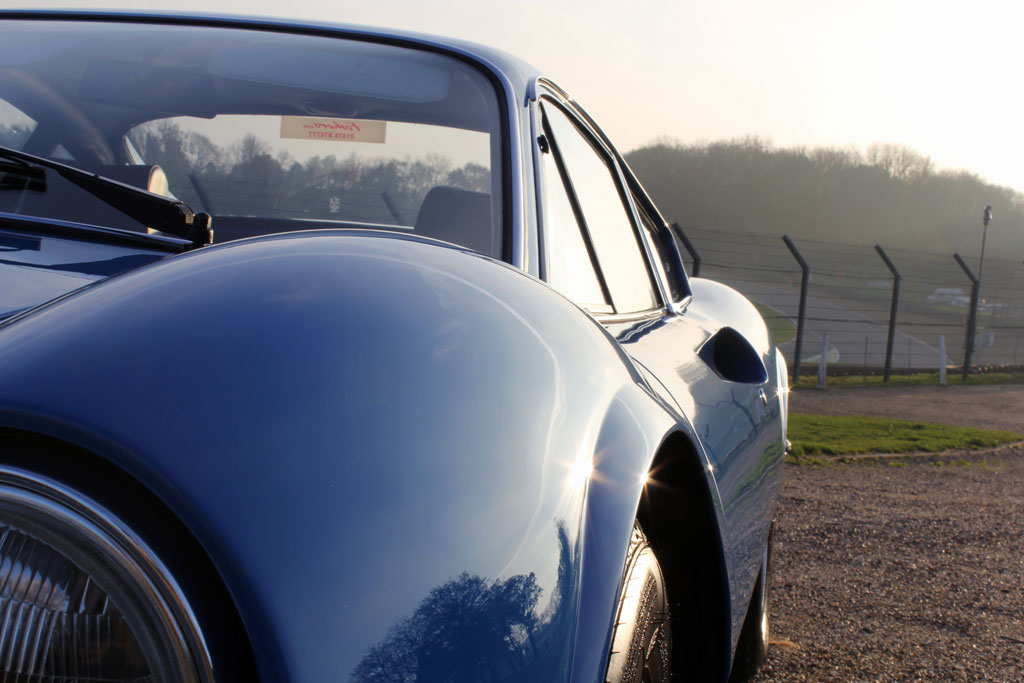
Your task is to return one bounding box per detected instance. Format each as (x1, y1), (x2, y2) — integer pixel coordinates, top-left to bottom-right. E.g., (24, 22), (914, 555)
(0, 465), (215, 682)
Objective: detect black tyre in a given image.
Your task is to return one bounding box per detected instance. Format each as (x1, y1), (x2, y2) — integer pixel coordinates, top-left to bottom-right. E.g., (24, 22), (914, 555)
(729, 523), (774, 682)
(605, 522), (672, 683)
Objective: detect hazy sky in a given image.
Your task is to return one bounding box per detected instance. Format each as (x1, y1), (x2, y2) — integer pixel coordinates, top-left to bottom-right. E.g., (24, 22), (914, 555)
(11, 0), (1023, 193)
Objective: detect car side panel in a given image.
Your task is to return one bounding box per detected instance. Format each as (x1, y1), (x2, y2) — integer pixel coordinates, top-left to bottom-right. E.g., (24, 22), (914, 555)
(0, 231), (678, 682)
(608, 279), (785, 654)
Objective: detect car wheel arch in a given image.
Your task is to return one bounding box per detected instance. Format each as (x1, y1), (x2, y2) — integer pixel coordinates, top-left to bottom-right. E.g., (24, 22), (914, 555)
(636, 430), (733, 683)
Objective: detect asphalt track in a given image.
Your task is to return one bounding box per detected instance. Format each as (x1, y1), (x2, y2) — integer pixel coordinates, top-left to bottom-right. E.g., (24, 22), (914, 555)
(723, 280), (951, 370)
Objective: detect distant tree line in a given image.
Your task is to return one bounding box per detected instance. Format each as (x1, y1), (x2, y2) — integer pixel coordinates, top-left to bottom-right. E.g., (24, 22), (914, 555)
(129, 120), (489, 224)
(625, 137), (1024, 260)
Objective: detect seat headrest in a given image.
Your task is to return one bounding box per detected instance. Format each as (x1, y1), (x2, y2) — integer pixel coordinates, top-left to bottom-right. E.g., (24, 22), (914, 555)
(414, 186), (493, 255)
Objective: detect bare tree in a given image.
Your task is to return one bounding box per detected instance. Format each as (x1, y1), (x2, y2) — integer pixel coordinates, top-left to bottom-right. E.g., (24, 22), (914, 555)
(866, 142), (932, 180)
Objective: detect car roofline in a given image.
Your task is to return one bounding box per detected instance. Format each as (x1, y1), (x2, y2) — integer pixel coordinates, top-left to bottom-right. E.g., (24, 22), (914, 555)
(0, 10), (541, 104)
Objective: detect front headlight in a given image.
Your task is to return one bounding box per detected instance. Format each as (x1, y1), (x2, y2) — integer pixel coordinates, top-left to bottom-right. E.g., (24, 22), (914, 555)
(0, 467), (213, 682)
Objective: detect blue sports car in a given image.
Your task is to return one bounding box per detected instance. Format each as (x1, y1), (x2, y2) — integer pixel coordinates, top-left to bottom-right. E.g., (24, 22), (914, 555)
(0, 12), (787, 683)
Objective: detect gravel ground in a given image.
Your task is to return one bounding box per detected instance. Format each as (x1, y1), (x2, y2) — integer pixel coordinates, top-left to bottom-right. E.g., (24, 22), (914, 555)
(751, 386), (1024, 682)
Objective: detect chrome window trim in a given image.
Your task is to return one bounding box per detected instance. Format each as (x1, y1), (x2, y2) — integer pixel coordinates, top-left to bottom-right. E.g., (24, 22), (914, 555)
(668, 294), (693, 316)
(592, 308), (665, 326)
(527, 88), (547, 282)
(0, 465), (215, 682)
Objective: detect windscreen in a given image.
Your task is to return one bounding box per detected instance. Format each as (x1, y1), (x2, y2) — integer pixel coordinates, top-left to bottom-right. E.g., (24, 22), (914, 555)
(0, 20), (504, 257)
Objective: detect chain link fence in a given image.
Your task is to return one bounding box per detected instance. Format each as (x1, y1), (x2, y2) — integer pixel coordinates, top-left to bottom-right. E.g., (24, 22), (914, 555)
(672, 224), (1024, 379)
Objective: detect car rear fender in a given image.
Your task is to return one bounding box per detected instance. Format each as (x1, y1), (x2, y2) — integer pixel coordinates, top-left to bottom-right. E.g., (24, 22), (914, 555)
(0, 230), (689, 682)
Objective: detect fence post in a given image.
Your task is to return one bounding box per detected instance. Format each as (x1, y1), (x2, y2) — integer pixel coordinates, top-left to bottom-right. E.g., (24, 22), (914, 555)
(817, 334), (829, 389)
(954, 253), (980, 380)
(874, 245), (901, 382)
(783, 235), (810, 383)
(939, 335), (947, 385)
(863, 336), (869, 382)
(671, 223), (702, 278)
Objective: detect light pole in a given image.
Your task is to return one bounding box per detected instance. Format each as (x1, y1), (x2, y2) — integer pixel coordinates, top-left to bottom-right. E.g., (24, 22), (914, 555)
(966, 204), (991, 374)
(979, 205), (992, 284)
(979, 206), (993, 364)
(966, 205), (993, 377)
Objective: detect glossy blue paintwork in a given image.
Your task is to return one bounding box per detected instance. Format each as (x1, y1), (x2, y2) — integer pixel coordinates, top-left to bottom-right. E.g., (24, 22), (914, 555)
(604, 280), (785, 651)
(0, 230), (683, 681)
(0, 12), (785, 682)
(0, 225), (171, 318)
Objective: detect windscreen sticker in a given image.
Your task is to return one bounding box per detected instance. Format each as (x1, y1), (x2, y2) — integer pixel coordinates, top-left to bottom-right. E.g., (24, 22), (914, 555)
(280, 117), (386, 143)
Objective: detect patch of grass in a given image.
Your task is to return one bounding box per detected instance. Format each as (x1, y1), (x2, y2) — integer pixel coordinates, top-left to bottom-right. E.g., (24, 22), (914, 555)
(794, 371), (1024, 390)
(788, 413), (1024, 456)
(754, 303), (796, 344)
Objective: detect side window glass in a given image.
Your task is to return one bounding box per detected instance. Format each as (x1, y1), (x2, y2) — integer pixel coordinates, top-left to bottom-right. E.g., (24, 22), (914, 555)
(540, 132), (610, 311)
(634, 199), (686, 303)
(541, 102), (657, 313)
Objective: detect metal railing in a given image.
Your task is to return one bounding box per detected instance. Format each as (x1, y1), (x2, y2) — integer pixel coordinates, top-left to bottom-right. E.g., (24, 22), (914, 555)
(672, 224), (1024, 381)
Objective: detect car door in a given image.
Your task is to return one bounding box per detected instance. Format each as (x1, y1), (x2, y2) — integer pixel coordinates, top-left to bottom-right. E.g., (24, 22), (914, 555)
(531, 88), (783, 622)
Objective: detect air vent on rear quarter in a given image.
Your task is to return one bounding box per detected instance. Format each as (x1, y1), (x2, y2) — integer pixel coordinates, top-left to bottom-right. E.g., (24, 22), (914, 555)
(697, 327), (768, 384)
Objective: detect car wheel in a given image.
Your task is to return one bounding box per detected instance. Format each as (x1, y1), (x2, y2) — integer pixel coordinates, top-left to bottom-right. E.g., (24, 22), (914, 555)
(605, 522), (672, 683)
(729, 522), (774, 682)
